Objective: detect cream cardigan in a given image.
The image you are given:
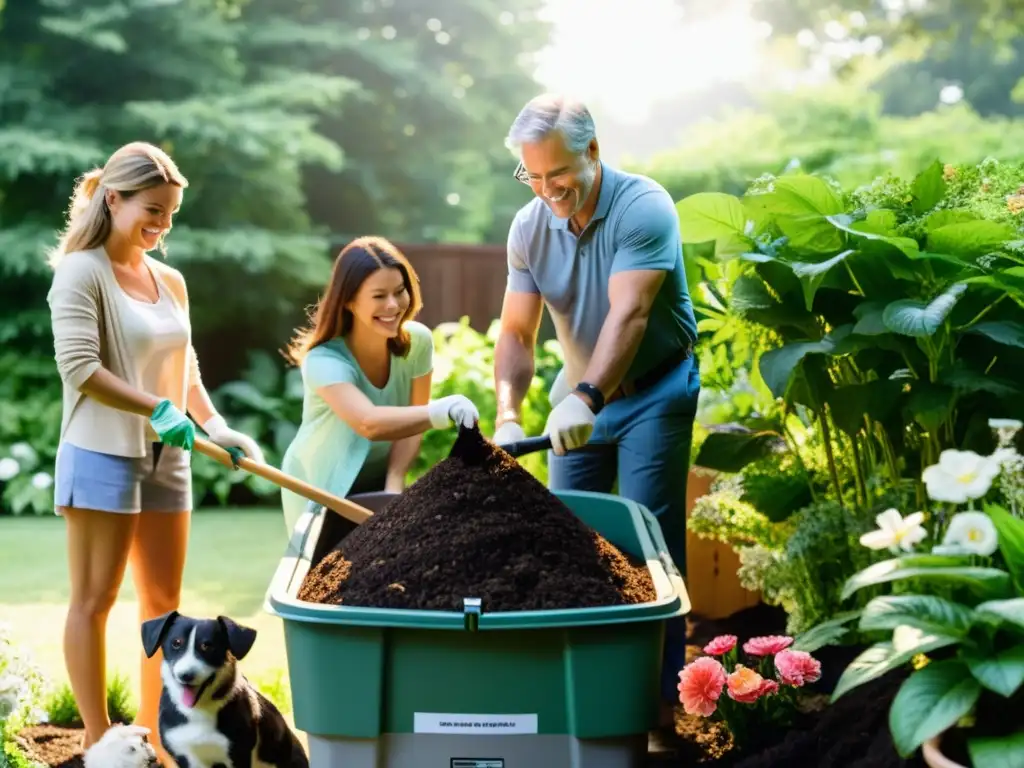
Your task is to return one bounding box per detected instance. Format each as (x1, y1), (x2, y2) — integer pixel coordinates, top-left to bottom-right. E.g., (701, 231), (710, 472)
(47, 247), (202, 458)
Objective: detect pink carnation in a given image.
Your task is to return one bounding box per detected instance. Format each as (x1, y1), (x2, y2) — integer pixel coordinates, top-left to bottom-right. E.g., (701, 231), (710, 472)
(703, 635), (738, 656)
(726, 665), (778, 704)
(774, 649), (822, 687)
(743, 635), (793, 656)
(677, 657), (727, 717)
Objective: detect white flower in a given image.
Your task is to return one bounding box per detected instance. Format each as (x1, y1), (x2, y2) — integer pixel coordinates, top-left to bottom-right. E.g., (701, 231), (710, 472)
(934, 511), (999, 557)
(30, 472), (52, 490)
(0, 457), (19, 482)
(922, 450), (1001, 504)
(860, 508), (928, 553)
(8, 442), (35, 464)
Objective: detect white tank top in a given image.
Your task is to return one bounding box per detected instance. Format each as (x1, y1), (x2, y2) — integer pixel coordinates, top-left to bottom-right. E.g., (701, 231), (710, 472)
(118, 280), (190, 440)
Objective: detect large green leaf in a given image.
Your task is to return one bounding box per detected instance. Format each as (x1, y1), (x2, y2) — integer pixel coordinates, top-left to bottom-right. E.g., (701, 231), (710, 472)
(943, 368), (1021, 398)
(693, 429), (784, 473)
(963, 266), (1024, 298)
(908, 383), (956, 433)
(974, 598), (1024, 632)
(827, 213), (921, 258)
(889, 660), (982, 757)
(859, 595), (976, 638)
(882, 282), (968, 337)
(968, 321), (1024, 349)
(968, 730), (1024, 768)
(924, 209), (981, 231)
(789, 249), (855, 311)
(926, 220), (1018, 258)
(842, 556), (1013, 601)
(792, 611), (861, 653)
(676, 193), (751, 258)
(748, 175), (845, 253)
(911, 160), (947, 214)
(826, 379), (903, 437)
(758, 338), (834, 400)
(986, 504), (1024, 592)
(964, 645), (1024, 697)
(831, 634), (959, 702)
(852, 300), (890, 336)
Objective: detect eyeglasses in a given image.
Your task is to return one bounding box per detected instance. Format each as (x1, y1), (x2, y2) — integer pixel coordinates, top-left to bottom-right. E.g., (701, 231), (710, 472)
(513, 161), (530, 185)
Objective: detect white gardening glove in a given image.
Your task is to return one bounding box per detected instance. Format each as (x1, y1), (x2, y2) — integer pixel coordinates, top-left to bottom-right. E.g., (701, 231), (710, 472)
(427, 395), (480, 430)
(493, 420), (527, 446)
(202, 415), (266, 464)
(543, 393), (596, 456)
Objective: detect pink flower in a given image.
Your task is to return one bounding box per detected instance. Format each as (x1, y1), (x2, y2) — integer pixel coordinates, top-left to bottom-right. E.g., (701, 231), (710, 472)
(726, 665), (778, 704)
(703, 635), (738, 656)
(677, 657), (727, 717)
(743, 635), (793, 656)
(775, 649), (822, 687)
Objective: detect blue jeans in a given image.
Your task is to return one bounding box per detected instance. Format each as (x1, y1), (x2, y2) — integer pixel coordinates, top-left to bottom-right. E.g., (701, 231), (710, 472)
(548, 354), (699, 702)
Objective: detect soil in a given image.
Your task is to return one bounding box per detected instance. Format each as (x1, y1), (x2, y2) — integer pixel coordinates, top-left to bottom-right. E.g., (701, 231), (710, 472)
(15, 725), (85, 768)
(297, 426), (657, 612)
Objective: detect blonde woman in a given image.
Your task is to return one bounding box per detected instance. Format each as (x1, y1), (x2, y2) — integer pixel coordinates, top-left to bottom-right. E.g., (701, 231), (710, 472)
(46, 142), (263, 757)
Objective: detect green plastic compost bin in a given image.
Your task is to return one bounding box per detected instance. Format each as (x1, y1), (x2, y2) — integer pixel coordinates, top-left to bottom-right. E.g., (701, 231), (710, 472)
(264, 490), (690, 768)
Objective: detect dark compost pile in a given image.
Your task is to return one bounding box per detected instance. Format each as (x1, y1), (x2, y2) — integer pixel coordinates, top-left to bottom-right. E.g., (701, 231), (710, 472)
(297, 427), (656, 612)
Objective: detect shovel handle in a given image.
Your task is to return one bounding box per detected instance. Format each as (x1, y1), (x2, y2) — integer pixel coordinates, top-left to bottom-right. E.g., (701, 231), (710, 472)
(497, 435), (607, 458)
(192, 437), (374, 525)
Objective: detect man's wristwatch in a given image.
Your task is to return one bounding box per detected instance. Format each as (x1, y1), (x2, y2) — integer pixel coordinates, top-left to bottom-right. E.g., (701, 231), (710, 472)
(573, 381), (604, 414)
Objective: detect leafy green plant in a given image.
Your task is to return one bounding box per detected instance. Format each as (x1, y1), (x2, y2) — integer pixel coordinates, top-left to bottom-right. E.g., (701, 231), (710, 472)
(42, 673), (137, 728)
(821, 441), (1024, 764)
(678, 158), (1024, 515)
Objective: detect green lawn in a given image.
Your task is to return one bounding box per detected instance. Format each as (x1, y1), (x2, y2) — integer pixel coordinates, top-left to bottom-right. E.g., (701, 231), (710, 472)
(0, 508), (292, 707)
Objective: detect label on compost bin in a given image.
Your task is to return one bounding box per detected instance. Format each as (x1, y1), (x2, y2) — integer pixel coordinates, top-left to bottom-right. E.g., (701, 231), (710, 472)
(414, 712), (537, 735)
(451, 760), (504, 768)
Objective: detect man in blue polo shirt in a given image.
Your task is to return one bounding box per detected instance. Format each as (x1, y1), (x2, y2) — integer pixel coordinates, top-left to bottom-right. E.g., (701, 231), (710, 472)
(491, 93), (700, 742)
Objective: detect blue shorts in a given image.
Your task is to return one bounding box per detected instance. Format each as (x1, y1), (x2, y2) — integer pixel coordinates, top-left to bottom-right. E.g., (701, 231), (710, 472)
(54, 441), (193, 515)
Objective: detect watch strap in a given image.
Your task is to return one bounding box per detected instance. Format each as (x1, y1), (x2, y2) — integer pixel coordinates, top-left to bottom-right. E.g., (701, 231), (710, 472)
(574, 381), (604, 413)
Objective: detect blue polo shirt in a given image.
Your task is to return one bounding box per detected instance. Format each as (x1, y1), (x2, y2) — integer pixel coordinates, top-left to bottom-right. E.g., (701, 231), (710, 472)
(506, 162), (697, 386)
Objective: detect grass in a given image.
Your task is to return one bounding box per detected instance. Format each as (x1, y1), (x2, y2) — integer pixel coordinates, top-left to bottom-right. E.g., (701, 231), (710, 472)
(0, 508), (292, 714)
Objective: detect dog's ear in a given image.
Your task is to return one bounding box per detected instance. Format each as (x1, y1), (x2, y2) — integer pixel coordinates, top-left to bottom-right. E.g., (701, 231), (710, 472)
(141, 611), (179, 658)
(217, 616), (257, 660)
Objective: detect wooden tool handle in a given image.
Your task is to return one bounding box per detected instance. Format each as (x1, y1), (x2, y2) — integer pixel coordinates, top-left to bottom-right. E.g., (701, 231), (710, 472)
(192, 437), (373, 525)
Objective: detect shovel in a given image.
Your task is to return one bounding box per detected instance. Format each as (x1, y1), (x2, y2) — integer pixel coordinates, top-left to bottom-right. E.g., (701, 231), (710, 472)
(193, 437), (374, 525)
(497, 434), (605, 459)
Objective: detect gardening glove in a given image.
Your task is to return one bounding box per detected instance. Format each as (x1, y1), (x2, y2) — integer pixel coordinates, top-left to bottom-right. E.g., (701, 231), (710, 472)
(427, 395), (480, 430)
(543, 393), (596, 456)
(149, 399), (196, 451)
(202, 414), (266, 465)
(493, 420), (526, 446)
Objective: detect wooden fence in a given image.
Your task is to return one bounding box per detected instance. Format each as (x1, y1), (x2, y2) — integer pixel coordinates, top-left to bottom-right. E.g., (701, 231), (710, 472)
(398, 242), (509, 331)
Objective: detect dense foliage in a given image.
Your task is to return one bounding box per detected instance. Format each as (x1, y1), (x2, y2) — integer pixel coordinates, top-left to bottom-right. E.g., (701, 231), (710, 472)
(680, 156), (1024, 632)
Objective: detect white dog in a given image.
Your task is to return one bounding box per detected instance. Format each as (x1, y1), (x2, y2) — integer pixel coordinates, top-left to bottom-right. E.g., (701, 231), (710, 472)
(83, 724), (159, 768)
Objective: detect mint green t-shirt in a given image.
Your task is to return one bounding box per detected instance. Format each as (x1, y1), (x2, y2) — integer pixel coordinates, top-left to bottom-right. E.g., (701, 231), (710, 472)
(279, 321), (434, 534)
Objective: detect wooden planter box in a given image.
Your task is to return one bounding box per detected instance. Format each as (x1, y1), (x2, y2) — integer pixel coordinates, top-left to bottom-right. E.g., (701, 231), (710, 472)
(684, 467), (761, 619)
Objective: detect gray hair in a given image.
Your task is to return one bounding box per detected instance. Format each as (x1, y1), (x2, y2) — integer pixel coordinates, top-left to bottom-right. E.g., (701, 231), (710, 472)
(504, 93), (596, 158)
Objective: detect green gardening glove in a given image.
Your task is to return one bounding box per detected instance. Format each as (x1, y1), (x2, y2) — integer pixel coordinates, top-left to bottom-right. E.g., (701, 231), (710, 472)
(149, 399), (196, 451)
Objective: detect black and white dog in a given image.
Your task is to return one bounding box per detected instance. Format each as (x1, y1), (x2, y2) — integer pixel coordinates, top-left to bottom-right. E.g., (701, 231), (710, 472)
(141, 611), (308, 768)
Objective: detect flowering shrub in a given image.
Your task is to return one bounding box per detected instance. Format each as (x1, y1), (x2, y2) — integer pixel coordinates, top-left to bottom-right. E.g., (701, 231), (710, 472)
(677, 633), (822, 750)
(0, 623), (46, 768)
(816, 418), (1024, 764)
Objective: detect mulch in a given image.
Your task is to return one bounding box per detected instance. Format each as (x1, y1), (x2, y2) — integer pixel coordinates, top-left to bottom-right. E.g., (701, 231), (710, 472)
(297, 425), (656, 612)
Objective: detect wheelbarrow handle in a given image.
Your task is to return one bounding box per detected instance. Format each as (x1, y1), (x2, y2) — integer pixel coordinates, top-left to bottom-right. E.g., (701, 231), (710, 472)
(192, 437), (374, 526)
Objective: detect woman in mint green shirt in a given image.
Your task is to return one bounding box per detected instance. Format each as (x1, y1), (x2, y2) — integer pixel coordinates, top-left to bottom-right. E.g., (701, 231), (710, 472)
(280, 236), (480, 534)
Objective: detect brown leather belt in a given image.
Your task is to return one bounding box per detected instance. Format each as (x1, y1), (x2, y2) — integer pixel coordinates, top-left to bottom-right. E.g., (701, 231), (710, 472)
(607, 344), (692, 404)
